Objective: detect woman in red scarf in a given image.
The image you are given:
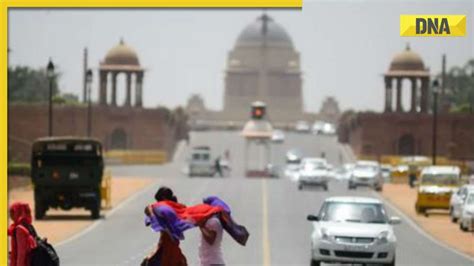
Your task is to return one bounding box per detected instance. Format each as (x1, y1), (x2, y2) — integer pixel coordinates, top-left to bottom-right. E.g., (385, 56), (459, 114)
(142, 187), (187, 266)
(8, 202), (36, 266)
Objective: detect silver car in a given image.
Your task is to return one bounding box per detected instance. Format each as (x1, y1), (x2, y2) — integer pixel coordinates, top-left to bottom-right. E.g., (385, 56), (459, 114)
(307, 197), (400, 266)
(349, 160), (384, 191)
(298, 158), (330, 191)
(450, 184), (474, 223)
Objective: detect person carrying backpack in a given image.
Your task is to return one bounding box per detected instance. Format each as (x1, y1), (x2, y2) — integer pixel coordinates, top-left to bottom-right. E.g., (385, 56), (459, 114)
(8, 201), (59, 266)
(8, 202), (36, 266)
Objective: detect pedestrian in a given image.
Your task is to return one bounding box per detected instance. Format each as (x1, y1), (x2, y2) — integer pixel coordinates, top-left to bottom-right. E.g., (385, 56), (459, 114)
(142, 187), (187, 266)
(8, 202), (36, 266)
(198, 214), (225, 266)
(214, 156), (223, 177)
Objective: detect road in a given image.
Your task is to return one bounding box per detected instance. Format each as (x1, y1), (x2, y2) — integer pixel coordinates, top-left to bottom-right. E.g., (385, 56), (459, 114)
(57, 131), (473, 266)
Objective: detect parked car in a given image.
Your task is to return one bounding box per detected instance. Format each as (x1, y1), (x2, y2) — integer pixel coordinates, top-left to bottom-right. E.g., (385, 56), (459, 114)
(307, 196), (400, 266)
(459, 192), (474, 232)
(271, 129), (285, 143)
(450, 184), (474, 223)
(348, 160), (384, 191)
(415, 166), (461, 215)
(298, 158), (330, 191)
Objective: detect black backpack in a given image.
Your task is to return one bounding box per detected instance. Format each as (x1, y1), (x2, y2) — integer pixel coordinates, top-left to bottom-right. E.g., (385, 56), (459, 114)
(15, 223), (60, 266)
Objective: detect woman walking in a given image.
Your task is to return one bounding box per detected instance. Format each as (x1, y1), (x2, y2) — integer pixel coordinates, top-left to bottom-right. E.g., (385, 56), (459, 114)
(8, 202), (36, 266)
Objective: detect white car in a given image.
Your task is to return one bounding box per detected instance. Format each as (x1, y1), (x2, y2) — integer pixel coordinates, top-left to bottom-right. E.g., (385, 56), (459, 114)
(298, 158), (330, 190)
(450, 184), (474, 223)
(349, 160), (384, 191)
(381, 164), (393, 182)
(295, 120), (311, 133)
(307, 197), (400, 266)
(271, 130), (285, 143)
(459, 192), (474, 232)
(284, 149), (303, 181)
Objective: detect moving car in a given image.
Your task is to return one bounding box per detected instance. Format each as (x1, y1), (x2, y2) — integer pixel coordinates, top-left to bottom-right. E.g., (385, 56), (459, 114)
(31, 137), (104, 219)
(333, 166), (351, 181)
(449, 184), (474, 223)
(307, 197), (400, 266)
(415, 166), (461, 215)
(298, 158), (330, 191)
(295, 120), (311, 133)
(381, 164), (393, 182)
(459, 192), (474, 232)
(188, 146), (214, 177)
(284, 149), (303, 181)
(271, 129), (285, 143)
(348, 160), (384, 191)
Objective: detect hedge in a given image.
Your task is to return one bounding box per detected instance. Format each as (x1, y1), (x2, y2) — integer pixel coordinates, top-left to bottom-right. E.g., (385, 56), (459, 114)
(8, 163), (31, 176)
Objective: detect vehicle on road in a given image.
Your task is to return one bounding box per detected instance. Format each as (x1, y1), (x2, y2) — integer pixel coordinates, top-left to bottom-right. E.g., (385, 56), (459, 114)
(298, 158), (330, 190)
(450, 184), (474, 223)
(31, 137), (104, 220)
(348, 160), (384, 191)
(188, 146), (215, 177)
(381, 164), (393, 182)
(415, 166), (461, 215)
(271, 129), (285, 143)
(307, 196), (400, 266)
(459, 192), (474, 232)
(311, 121), (325, 134)
(284, 149), (303, 180)
(333, 165), (351, 181)
(295, 120), (311, 133)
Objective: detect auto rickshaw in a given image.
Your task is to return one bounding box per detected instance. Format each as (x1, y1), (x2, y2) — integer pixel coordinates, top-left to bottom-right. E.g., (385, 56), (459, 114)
(415, 165), (461, 215)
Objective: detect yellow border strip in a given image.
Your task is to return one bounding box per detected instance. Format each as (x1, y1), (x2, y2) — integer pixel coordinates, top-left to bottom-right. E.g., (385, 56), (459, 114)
(1, 1), (301, 265)
(5, 0), (302, 8)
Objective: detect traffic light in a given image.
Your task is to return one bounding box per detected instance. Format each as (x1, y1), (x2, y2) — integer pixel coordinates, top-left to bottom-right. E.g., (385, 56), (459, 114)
(251, 102), (266, 120)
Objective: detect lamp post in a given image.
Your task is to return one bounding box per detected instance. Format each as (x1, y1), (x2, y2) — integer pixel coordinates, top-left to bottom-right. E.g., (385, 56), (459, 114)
(432, 79), (440, 165)
(46, 59), (55, 136)
(86, 69), (93, 137)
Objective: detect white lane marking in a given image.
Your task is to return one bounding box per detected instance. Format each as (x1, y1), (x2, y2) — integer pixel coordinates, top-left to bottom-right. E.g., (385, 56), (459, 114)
(55, 180), (159, 248)
(372, 191), (474, 262)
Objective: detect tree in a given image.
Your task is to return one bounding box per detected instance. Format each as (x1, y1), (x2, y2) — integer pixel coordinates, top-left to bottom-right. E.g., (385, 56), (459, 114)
(441, 59), (474, 113)
(8, 66), (60, 103)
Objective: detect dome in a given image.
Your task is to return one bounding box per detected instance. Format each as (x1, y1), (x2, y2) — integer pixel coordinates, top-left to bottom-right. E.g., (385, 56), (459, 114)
(104, 39), (140, 66)
(389, 44), (425, 71)
(235, 14), (293, 48)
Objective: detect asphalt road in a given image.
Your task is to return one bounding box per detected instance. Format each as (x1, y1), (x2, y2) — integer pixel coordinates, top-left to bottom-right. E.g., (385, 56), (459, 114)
(56, 131), (473, 266)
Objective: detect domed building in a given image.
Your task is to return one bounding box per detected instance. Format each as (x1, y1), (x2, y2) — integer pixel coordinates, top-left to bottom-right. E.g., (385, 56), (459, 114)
(222, 14), (303, 122)
(384, 44), (430, 113)
(99, 39), (144, 107)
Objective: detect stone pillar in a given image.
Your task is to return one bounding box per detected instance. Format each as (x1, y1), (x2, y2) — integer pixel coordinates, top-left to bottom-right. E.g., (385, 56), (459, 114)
(125, 72), (132, 107)
(396, 77), (403, 112)
(135, 72), (143, 107)
(111, 72), (118, 106)
(420, 77), (429, 113)
(384, 76), (392, 112)
(99, 70), (108, 105)
(410, 77), (417, 112)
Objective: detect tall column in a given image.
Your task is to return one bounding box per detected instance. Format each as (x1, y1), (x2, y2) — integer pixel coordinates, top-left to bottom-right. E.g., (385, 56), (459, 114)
(410, 77), (417, 112)
(111, 72), (118, 106)
(135, 72), (143, 107)
(125, 72), (132, 107)
(99, 70), (108, 105)
(396, 77), (403, 112)
(384, 76), (392, 112)
(420, 77), (429, 113)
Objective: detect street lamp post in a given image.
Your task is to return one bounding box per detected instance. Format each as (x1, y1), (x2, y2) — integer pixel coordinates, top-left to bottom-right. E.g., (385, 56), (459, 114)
(86, 69), (93, 137)
(46, 59), (55, 136)
(432, 79), (440, 165)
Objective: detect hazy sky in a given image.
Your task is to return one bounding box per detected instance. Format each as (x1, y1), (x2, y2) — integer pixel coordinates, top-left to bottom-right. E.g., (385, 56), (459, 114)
(8, 0), (474, 112)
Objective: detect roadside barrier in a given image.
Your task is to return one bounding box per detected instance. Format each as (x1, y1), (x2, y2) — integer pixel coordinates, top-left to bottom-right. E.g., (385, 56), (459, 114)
(105, 150), (168, 165)
(101, 169), (112, 209)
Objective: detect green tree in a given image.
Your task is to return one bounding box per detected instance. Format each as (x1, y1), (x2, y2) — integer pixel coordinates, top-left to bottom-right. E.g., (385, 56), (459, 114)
(441, 59), (474, 113)
(8, 66), (60, 103)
